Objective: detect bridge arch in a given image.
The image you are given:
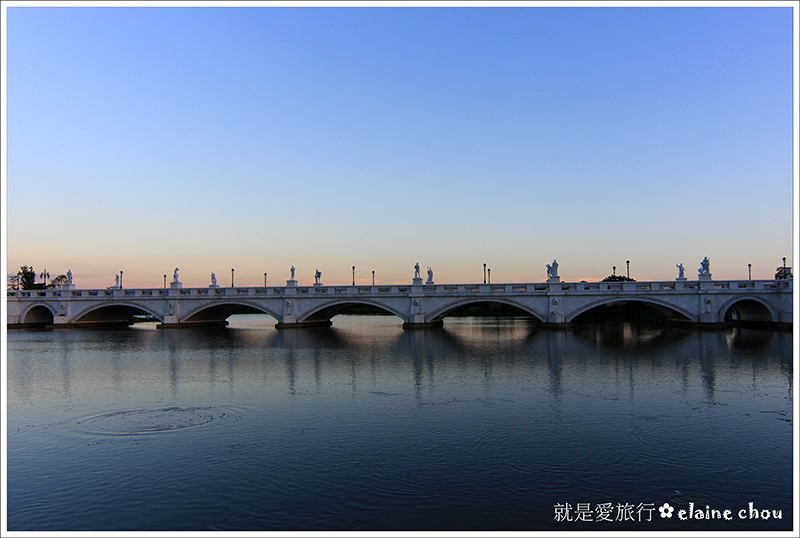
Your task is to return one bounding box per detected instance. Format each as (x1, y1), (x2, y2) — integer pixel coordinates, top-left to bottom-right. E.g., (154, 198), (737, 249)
(566, 297), (696, 323)
(427, 298), (547, 323)
(22, 304), (56, 325)
(75, 302), (164, 325)
(182, 301), (282, 324)
(719, 296), (776, 324)
(301, 300), (409, 324)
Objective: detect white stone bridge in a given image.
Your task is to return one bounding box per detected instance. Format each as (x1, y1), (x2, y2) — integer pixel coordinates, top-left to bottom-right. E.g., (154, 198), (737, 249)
(6, 278), (793, 330)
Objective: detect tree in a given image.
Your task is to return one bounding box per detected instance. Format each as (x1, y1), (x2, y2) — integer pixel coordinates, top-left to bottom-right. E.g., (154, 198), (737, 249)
(601, 274), (636, 282)
(50, 274), (68, 288)
(17, 266), (37, 290)
(7, 274), (20, 290)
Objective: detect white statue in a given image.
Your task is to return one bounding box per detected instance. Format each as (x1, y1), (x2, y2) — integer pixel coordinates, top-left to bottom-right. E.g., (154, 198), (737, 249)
(314, 269), (322, 284)
(676, 263), (685, 278)
(173, 267), (180, 282)
(114, 274), (120, 288)
(66, 269), (73, 285)
(414, 263), (421, 279)
(698, 257), (710, 275)
(546, 264), (552, 279)
(290, 266), (296, 279)
(550, 260), (559, 279)
(211, 272), (217, 286)
(427, 267), (433, 282)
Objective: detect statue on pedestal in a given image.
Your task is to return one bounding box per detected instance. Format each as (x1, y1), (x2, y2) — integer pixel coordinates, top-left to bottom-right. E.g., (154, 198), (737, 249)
(210, 272), (218, 287)
(426, 267), (434, 284)
(546, 260), (559, 280)
(676, 263), (685, 279)
(290, 266), (296, 280)
(314, 269), (322, 285)
(698, 257), (710, 275)
(414, 263), (421, 279)
(172, 268), (180, 283)
(66, 269), (73, 285)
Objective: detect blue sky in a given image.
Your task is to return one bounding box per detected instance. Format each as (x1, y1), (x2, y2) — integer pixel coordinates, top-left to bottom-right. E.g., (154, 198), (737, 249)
(3, 3), (796, 288)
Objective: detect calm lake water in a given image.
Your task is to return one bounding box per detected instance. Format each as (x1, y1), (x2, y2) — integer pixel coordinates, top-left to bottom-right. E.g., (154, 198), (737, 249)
(5, 315), (794, 531)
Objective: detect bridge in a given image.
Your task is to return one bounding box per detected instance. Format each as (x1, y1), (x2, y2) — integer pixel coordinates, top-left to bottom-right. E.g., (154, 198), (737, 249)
(6, 276), (793, 330)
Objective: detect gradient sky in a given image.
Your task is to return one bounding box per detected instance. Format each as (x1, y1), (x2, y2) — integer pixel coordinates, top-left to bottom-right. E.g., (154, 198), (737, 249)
(3, 3), (797, 289)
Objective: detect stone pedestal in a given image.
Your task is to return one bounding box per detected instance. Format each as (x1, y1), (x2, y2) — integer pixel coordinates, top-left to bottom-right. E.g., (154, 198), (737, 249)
(698, 273), (712, 281)
(313, 282), (323, 287)
(425, 279), (434, 285)
(676, 277), (687, 281)
(170, 281), (182, 289)
(62, 283), (75, 290)
(286, 279), (298, 287)
(209, 284), (219, 288)
(412, 277), (423, 286)
(547, 277), (561, 283)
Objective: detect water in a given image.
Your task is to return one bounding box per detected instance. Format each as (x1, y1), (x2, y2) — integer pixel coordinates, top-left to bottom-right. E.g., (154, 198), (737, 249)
(5, 315), (794, 531)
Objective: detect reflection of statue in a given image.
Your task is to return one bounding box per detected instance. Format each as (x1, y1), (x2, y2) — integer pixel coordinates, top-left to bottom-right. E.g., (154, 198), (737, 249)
(173, 268), (180, 282)
(698, 257), (710, 275)
(66, 269), (73, 285)
(414, 263), (421, 279)
(290, 266), (296, 279)
(211, 272), (217, 286)
(314, 269), (322, 284)
(676, 263), (685, 278)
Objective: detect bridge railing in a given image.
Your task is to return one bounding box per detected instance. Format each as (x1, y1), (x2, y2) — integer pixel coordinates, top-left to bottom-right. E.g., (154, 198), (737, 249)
(7, 279), (791, 300)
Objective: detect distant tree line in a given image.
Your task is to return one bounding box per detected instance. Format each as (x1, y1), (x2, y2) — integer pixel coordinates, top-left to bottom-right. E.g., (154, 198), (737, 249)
(8, 266), (67, 290)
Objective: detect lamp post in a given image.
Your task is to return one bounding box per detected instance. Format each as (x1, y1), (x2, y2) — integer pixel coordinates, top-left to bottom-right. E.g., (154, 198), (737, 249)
(748, 264), (752, 280)
(231, 268), (235, 288)
(264, 273), (267, 287)
(626, 260), (630, 279)
(352, 266), (355, 286)
(483, 263), (487, 284)
(613, 265), (616, 277)
(372, 270), (375, 286)
(783, 257), (787, 278)
(163, 275), (167, 288)
(120, 271), (123, 289)
(488, 268), (491, 284)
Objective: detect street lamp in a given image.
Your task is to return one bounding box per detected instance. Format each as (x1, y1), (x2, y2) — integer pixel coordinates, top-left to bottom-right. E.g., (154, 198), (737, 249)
(264, 273), (267, 287)
(372, 270), (375, 286)
(231, 268), (235, 288)
(352, 266), (356, 286)
(748, 263), (752, 280)
(120, 270), (123, 289)
(626, 260), (630, 279)
(488, 268), (491, 284)
(163, 275), (167, 288)
(613, 265), (616, 277)
(483, 263), (487, 284)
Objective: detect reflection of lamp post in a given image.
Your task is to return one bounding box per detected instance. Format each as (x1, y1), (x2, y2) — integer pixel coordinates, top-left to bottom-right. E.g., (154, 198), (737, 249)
(372, 270), (375, 286)
(626, 260), (630, 279)
(231, 268), (235, 288)
(748, 263), (752, 280)
(352, 266), (355, 286)
(483, 263), (487, 284)
(120, 271), (123, 289)
(488, 268), (491, 284)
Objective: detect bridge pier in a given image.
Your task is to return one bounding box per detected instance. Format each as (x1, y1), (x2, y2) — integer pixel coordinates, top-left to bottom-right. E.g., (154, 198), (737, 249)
(157, 320), (229, 329)
(275, 320), (333, 329)
(402, 320), (444, 330)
